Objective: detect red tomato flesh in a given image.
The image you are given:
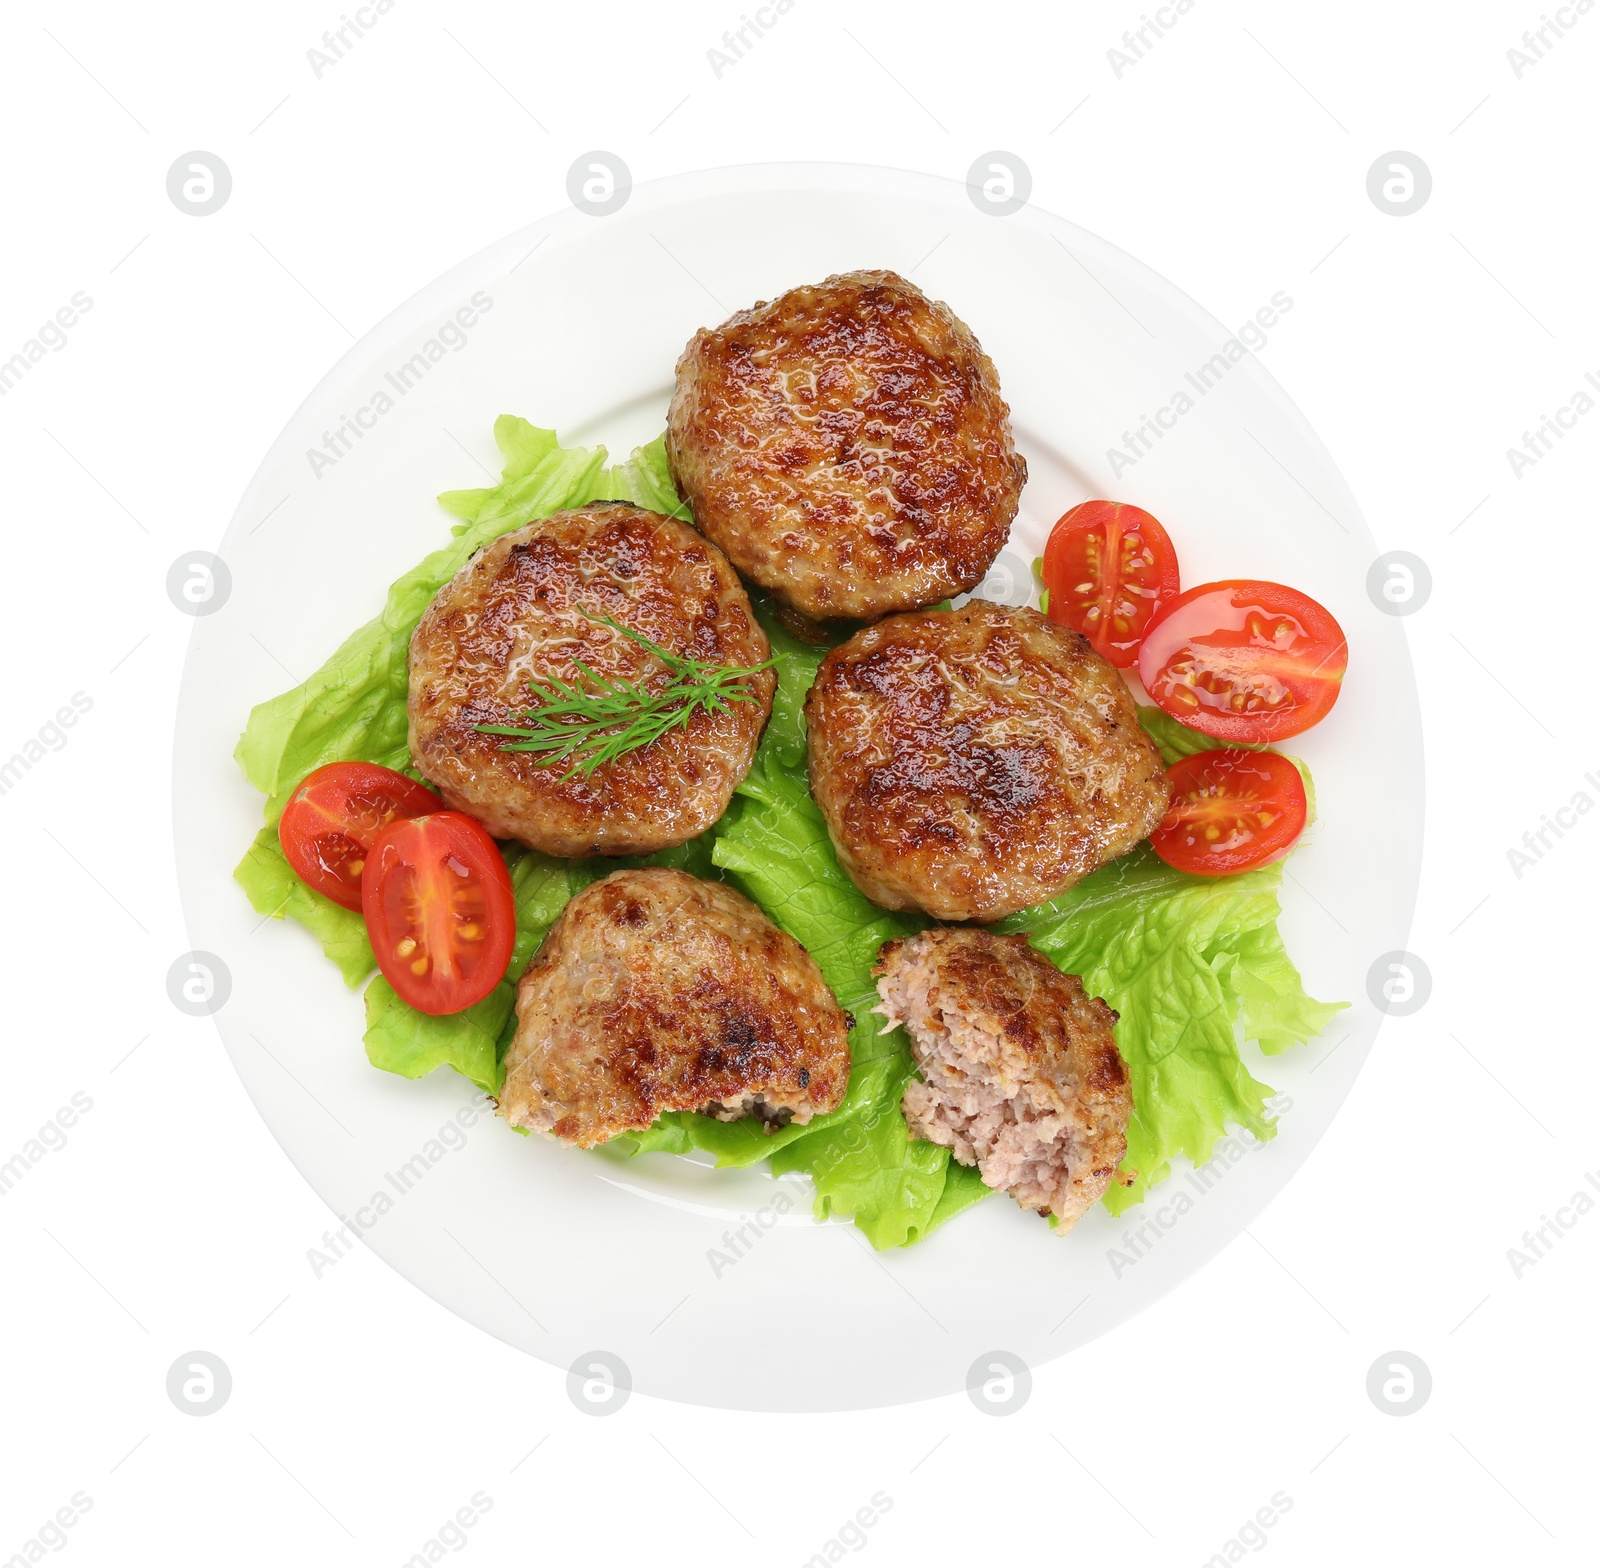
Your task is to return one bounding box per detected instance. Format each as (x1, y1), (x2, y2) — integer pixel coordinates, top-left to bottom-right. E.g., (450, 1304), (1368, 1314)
(1041, 500), (1181, 667)
(361, 812), (516, 1016)
(1137, 579), (1347, 742)
(278, 762), (441, 911)
(1150, 748), (1308, 877)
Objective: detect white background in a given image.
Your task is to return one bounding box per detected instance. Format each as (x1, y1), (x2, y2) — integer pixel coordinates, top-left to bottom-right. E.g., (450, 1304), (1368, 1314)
(1, 1), (1594, 1564)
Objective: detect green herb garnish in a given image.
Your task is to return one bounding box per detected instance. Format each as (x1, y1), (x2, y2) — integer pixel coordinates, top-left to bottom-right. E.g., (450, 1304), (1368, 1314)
(475, 613), (775, 777)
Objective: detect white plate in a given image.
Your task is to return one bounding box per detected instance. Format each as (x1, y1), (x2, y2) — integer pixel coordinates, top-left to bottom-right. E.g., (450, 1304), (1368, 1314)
(173, 163), (1422, 1412)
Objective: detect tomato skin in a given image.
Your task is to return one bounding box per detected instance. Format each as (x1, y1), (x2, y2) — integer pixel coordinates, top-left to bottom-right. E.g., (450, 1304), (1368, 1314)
(1041, 500), (1181, 667)
(278, 762), (441, 910)
(361, 812), (516, 1016)
(1137, 579), (1348, 742)
(1150, 748), (1308, 877)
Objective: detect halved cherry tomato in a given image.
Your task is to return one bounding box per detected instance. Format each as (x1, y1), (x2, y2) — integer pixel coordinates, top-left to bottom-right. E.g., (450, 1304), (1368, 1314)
(361, 812), (515, 1016)
(1137, 579), (1347, 742)
(1041, 500), (1181, 667)
(1150, 749), (1308, 877)
(278, 762), (441, 911)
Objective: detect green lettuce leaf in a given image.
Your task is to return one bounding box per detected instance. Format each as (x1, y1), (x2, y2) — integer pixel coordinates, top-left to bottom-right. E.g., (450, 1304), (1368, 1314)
(437, 415), (690, 532)
(362, 974), (505, 1094)
(1136, 703), (1249, 760)
(1226, 921), (1345, 1057)
(925, 1159), (1002, 1237)
(234, 824), (374, 988)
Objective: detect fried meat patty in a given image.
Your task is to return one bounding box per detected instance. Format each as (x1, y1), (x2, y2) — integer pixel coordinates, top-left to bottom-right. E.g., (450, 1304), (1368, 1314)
(875, 928), (1132, 1233)
(499, 868), (851, 1147)
(665, 270), (1027, 623)
(408, 504), (774, 858)
(805, 602), (1170, 922)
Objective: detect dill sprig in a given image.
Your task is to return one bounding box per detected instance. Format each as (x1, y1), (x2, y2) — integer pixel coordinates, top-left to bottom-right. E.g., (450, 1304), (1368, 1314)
(475, 612), (774, 777)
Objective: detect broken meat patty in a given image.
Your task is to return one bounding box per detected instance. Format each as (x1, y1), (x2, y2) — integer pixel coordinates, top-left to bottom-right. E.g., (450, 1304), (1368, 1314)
(500, 868), (851, 1148)
(875, 927), (1132, 1233)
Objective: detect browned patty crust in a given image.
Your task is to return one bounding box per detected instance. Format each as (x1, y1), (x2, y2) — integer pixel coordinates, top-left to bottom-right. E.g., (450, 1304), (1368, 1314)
(875, 928), (1132, 1233)
(805, 602), (1171, 923)
(665, 269), (1027, 623)
(500, 868), (852, 1148)
(407, 503), (774, 858)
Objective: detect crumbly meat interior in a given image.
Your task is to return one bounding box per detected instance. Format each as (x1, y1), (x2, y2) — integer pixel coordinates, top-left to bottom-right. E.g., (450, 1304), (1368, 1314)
(877, 936), (1130, 1232)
